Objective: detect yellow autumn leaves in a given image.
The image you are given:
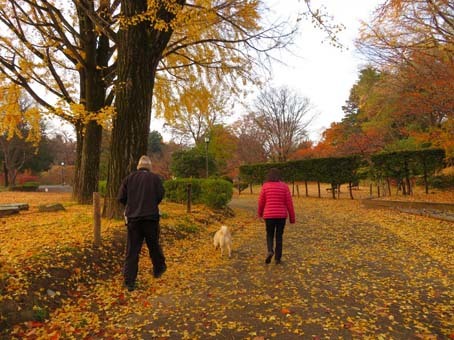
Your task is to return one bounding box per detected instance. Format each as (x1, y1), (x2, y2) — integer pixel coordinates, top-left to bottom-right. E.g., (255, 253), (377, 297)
(1, 190), (453, 339)
(0, 83), (41, 145)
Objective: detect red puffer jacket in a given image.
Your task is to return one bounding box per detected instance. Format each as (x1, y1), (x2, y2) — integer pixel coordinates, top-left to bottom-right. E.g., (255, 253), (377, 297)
(257, 181), (295, 223)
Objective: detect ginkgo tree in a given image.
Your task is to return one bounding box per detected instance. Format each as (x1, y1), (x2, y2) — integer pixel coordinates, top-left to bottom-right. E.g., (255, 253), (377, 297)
(0, 0), (299, 208)
(165, 80), (232, 145)
(103, 0), (306, 217)
(0, 81), (42, 185)
(0, 0), (342, 213)
(0, 0), (114, 203)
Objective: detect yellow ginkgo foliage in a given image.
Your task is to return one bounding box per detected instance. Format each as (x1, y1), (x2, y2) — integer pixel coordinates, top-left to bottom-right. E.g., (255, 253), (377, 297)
(0, 82), (41, 145)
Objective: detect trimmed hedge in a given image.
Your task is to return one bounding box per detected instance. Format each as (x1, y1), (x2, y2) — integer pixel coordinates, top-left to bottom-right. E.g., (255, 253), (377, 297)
(239, 148), (448, 196)
(239, 156), (362, 186)
(371, 148), (445, 194)
(164, 178), (203, 204)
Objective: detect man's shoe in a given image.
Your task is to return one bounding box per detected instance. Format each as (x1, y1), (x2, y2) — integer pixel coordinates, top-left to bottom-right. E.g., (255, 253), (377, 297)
(265, 252), (274, 264)
(275, 259), (281, 265)
(125, 282), (135, 292)
(153, 264), (167, 278)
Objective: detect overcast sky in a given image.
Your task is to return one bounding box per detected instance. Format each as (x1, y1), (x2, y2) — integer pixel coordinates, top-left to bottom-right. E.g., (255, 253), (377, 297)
(267, 0), (381, 141)
(148, 0), (382, 143)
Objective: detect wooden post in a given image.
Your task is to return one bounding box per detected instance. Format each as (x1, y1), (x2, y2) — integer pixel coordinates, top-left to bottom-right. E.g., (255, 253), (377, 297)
(305, 181), (308, 197)
(331, 184), (336, 199)
(93, 192), (101, 247)
(370, 184), (373, 197)
(317, 181), (321, 198)
(296, 184), (300, 197)
(186, 183), (192, 213)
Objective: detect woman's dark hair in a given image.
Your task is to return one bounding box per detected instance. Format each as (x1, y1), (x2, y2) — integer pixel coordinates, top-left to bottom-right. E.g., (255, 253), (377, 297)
(266, 168), (281, 182)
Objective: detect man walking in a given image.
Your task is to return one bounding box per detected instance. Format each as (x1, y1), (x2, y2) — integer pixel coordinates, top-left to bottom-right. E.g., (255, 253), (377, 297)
(118, 155), (166, 291)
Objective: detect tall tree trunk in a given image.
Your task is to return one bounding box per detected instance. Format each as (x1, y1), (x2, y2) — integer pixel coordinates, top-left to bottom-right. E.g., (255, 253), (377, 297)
(74, 0), (109, 204)
(78, 123), (103, 203)
(104, 0), (182, 218)
(422, 162), (429, 194)
(3, 160), (8, 187)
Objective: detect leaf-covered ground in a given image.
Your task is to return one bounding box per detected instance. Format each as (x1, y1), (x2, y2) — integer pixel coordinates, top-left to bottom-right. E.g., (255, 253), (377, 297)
(1, 192), (453, 339)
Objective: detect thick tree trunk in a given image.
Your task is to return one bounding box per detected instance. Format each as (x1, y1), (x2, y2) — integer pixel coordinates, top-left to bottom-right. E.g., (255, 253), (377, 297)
(78, 123), (103, 203)
(104, 0), (181, 218)
(73, 0), (109, 204)
(105, 1), (156, 218)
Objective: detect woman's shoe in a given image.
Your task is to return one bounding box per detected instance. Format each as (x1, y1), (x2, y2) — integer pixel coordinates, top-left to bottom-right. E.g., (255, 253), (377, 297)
(265, 252), (274, 264)
(124, 282), (135, 291)
(153, 264), (167, 278)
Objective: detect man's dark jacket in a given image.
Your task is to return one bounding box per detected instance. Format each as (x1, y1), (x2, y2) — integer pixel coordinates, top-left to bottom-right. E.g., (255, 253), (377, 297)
(117, 168), (165, 222)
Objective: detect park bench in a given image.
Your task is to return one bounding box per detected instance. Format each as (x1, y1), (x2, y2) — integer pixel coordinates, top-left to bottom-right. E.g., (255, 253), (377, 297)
(0, 203), (29, 217)
(0, 206), (19, 217)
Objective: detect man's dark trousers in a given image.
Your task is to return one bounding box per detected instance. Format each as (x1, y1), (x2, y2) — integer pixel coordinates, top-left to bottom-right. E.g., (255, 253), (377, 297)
(124, 219), (166, 285)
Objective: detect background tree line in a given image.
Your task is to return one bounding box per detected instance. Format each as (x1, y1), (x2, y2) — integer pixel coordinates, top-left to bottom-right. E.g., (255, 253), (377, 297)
(306, 0), (453, 164)
(1, 0), (326, 217)
(0, 0), (452, 206)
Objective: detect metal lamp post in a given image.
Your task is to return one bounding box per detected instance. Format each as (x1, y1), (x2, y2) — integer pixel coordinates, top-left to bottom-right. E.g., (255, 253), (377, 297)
(204, 136), (209, 178)
(61, 162), (65, 185)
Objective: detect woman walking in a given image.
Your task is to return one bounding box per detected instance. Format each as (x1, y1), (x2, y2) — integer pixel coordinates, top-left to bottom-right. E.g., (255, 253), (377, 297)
(257, 168), (295, 264)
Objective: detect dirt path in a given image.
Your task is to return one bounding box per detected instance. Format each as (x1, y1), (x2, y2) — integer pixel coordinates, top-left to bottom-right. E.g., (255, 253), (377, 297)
(13, 196), (452, 339)
(138, 196), (453, 339)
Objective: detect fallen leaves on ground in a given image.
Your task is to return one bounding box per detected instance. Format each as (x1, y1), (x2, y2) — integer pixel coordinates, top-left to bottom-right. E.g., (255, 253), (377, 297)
(1, 192), (453, 339)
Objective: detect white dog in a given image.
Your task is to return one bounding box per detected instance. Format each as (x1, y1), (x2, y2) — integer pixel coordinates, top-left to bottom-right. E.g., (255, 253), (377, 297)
(213, 225), (232, 257)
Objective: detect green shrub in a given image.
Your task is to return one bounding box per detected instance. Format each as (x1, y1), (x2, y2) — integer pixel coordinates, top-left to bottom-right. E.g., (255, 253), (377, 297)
(201, 179), (233, 209)
(164, 178), (232, 209)
(176, 217), (200, 233)
(164, 179), (203, 204)
(9, 182), (39, 192)
(23, 181), (40, 187)
(220, 175), (233, 183)
(425, 174), (454, 189)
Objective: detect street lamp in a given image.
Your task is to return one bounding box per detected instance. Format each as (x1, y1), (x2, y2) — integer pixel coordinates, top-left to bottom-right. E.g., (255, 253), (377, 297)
(204, 136), (209, 178)
(61, 162), (65, 185)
